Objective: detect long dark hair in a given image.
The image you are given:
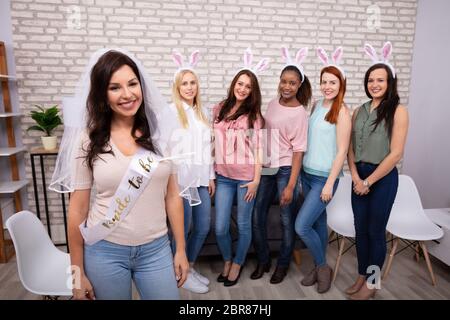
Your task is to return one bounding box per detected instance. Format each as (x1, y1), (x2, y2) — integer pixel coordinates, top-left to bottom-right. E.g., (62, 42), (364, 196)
(217, 69), (264, 129)
(281, 65), (312, 107)
(85, 50), (156, 170)
(364, 63), (399, 138)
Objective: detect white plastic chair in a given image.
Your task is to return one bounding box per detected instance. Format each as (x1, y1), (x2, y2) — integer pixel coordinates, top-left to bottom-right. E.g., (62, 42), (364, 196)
(5, 210), (73, 298)
(383, 175), (444, 286)
(326, 174), (355, 282)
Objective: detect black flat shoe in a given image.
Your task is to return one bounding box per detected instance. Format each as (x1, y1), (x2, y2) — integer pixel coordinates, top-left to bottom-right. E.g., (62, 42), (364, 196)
(217, 273), (228, 283)
(224, 267), (243, 287)
(250, 261), (271, 280)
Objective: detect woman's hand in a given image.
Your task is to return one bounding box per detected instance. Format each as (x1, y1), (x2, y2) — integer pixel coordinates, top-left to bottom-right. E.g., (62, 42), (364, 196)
(320, 183), (334, 203)
(280, 185), (294, 207)
(73, 273), (95, 300)
(352, 179), (369, 195)
(240, 180), (259, 202)
(173, 250), (189, 288)
(208, 179), (216, 197)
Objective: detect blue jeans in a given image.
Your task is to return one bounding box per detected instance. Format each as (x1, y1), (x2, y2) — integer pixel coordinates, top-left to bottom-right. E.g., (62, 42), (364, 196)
(184, 186), (211, 263)
(252, 166), (300, 267)
(352, 163), (398, 278)
(84, 234), (179, 300)
(214, 174), (256, 266)
(295, 170), (339, 267)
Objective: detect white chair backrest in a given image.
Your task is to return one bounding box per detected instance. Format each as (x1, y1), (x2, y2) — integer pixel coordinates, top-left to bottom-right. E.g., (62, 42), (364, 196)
(387, 175), (443, 240)
(5, 210), (72, 296)
(327, 174), (355, 237)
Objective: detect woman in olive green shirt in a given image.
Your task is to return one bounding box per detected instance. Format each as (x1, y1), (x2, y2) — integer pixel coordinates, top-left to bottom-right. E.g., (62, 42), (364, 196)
(346, 63), (409, 300)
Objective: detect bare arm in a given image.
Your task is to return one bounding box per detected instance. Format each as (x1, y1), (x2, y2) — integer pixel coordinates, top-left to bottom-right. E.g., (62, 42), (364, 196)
(321, 106), (352, 202)
(67, 189), (95, 300)
(347, 107), (361, 182)
(165, 173), (189, 287)
(280, 151), (303, 206)
(364, 105), (409, 186)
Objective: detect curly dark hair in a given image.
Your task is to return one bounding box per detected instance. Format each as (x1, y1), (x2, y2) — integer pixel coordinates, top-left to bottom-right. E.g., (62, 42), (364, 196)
(216, 69), (264, 129)
(85, 50), (157, 170)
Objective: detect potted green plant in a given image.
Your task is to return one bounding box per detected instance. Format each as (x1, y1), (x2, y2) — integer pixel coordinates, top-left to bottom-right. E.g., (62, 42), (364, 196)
(27, 104), (62, 150)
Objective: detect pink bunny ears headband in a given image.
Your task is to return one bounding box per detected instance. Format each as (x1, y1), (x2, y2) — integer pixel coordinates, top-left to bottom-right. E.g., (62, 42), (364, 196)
(364, 41), (396, 78)
(317, 47), (345, 79)
(172, 49), (200, 80)
(236, 47), (270, 77)
(281, 46), (308, 82)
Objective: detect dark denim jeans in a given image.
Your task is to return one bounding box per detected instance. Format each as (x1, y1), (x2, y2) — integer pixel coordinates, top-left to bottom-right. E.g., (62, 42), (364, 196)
(252, 166), (300, 267)
(351, 162), (398, 278)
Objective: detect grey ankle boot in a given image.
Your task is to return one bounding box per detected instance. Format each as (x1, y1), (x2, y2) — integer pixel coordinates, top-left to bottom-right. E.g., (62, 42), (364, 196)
(301, 268), (317, 286)
(316, 265), (332, 293)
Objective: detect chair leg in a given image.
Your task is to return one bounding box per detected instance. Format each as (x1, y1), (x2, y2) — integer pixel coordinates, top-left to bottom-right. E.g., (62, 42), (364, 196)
(332, 236), (345, 283)
(293, 248), (302, 267)
(382, 237), (398, 280)
(419, 241), (437, 286)
(414, 243), (420, 262)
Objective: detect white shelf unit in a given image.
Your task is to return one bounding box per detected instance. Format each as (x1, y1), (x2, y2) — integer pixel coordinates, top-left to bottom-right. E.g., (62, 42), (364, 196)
(0, 41), (26, 262)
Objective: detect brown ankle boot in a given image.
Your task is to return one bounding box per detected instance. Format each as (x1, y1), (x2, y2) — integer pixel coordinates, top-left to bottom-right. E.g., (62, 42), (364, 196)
(301, 267), (317, 286)
(349, 282), (377, 300)
(316, 265), (332, 293)
(345, 276), (365, 295)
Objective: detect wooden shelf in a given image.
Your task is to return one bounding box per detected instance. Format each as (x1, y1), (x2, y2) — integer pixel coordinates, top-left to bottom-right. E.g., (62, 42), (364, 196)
(0, 112), (22, 118)
(0, 74), (16, 81)
(0, 146), (27, 156)
(0, 180), (29, 194)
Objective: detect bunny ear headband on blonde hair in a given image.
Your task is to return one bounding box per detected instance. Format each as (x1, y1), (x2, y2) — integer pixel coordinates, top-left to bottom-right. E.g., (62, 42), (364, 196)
(281, 46), (308, 82)
(172, 49), (200, 80)
(316, 46), (346, 79)
(236, 47), (270, 77)
(364, 41), (396, 78)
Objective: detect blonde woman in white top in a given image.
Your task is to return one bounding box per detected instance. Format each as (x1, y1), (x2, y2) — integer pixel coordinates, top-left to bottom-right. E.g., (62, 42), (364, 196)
(164, 68), (215, 294)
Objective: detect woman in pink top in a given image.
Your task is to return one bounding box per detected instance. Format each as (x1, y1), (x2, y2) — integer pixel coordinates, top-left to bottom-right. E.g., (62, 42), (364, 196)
(251, 64), (311, 284)
(213, 69), (264, 287)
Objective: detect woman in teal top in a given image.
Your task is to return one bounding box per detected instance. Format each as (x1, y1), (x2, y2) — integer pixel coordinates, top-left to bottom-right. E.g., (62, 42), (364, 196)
(346, 62), (409, 300)
(295, 65), (351, 294)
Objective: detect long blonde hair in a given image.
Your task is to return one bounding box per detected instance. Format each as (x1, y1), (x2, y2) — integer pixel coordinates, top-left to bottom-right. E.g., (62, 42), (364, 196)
(172, 70), (209, 128)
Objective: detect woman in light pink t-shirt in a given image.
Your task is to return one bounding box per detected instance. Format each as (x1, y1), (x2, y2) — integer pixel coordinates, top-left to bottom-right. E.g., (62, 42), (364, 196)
(67, 50), (188, 300)
(251, 65), (311, 284)
(213, 69), (264, 287)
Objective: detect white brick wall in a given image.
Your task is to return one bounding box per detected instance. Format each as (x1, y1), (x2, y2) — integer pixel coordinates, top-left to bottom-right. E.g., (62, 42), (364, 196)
(10, 0), (417, 242)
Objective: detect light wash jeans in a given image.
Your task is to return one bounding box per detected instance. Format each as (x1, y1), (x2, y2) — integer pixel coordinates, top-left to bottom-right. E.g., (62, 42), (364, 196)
(84, 234), (179, 300)
(184, 186), (211, 263)
(295, 170), (339, 267)
(214, 174), (256, 266)
(252, 166), (300, 267)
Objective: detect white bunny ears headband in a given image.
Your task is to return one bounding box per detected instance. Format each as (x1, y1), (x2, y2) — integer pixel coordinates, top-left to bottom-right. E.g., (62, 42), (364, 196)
(364, 41), (396, 78)
(317, 47), (345, 79)
(236, 47), (270, 77)
(281, 46), (308, 82)
(172, 49), (200, 80)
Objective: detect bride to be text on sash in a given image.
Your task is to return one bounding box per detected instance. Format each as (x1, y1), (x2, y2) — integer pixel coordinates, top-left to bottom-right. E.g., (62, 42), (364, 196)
(102, 154), (155, 229)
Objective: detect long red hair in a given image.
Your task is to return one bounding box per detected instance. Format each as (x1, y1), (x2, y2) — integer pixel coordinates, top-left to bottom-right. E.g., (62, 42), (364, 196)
(320, 66), (346, 124)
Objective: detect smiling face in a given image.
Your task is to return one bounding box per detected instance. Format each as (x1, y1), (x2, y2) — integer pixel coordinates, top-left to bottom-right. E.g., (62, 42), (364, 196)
(107, 64), (143, 119)
(367, 67), (388, 100)
(233, 74), (252, 102)
(279, 70), (301, 101)
(179, 71), (198, 106)
(320, 72), (341, 101)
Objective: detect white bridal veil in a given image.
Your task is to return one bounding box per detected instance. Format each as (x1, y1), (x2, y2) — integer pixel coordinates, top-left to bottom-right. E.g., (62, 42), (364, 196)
(49, 47), (200, 205)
